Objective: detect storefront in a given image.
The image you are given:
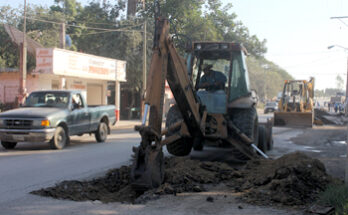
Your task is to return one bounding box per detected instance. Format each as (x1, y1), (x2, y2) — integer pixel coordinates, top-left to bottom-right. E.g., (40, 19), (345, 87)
(0, 48), (126, 120)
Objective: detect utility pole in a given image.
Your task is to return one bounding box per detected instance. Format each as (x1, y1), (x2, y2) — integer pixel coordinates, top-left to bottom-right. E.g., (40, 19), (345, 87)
(141, 0), (147, 119)
(328, 44), (348, 185)
(60, 22), (66, 49)
(19, 0), (27, 106)
(127, 0), (137, 18)
(346, 56), (348, 185)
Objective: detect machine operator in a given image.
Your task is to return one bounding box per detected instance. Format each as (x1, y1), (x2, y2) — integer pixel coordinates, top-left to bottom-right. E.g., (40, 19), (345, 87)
(198, 64), (227, 91)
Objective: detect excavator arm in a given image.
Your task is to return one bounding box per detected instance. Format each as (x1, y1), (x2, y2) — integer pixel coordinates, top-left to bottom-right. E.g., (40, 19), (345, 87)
(131, 18), (203, 190)
(131, 17), (263, 190)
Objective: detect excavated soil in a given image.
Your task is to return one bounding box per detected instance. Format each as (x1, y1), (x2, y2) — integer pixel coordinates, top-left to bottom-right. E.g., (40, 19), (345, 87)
(31, 152), (335, 206)
(314, 109), (347, 125)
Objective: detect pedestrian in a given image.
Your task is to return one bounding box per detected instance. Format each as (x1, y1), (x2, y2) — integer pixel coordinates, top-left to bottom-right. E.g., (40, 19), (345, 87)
(334, 103), (338, 113)
(328, 102), (331, 112)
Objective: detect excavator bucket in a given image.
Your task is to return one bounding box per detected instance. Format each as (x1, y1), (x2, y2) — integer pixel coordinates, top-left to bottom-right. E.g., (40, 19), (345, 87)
(131, 126), (165, 191)
(274, 111), (313, 128)
(131, 144), (164, 191)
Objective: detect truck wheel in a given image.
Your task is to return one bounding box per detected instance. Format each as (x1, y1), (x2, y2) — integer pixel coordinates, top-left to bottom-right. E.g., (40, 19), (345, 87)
(257, 125), (267, 152)
(165, 105), (193, 156)
(50, 126), (67, 150)
(1, 141), (17, 149)
(95, 122), (108, 143)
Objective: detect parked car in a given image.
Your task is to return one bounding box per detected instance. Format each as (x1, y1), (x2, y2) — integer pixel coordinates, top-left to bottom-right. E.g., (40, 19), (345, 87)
(0, 90), (117, 150)
(264, 102), (278, 114)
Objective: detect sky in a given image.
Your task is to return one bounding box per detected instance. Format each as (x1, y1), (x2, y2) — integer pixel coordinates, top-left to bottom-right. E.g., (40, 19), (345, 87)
(3, 0), (348, 90)
(228, 0), (348, 90)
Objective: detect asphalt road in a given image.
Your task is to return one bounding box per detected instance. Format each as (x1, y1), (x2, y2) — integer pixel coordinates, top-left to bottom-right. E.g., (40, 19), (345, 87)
(0, 128), (140, 205)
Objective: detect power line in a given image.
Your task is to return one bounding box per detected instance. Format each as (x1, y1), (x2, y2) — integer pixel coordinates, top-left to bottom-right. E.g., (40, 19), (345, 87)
(331, 16), (348, 27)
(30, 13), (144, 28)
(32, 13), (132, 27)
(283, 55), (341, 69)
(267, 50), (337, 57)
(26, 17), (144, 33)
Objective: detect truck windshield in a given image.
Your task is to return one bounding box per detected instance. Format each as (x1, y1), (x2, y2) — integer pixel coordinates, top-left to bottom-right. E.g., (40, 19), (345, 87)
(25, 92), (69, 108)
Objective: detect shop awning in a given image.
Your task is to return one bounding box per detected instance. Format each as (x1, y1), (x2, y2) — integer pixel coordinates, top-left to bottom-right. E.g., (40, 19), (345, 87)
(3, 24), (43, 56)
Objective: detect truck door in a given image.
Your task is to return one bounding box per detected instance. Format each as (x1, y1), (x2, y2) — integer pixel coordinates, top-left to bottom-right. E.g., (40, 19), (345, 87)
(68, 93), (90, 135)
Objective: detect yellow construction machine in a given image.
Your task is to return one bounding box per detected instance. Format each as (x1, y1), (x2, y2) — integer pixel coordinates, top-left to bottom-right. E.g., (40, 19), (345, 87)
(130, 11), (272, 190)
(274, 78), (314, 127)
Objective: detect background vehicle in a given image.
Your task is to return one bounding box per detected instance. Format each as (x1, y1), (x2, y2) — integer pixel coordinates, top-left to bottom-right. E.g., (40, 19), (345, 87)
(0, 90), (116, 150)
(274, 78), (314, 127)
(264, 102), (278, 113)
(131, 17), (272, 191)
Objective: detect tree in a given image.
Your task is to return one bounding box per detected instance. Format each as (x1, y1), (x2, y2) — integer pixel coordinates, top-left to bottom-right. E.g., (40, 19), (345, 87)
(336, 75), (344, 90)
(247, 56), (292, 100)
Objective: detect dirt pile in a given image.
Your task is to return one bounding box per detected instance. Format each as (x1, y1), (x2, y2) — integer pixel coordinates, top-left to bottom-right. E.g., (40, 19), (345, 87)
(31, 166), (138, 203)
(31, 158), (236, 203)
(228, 152), (333, 205)
(31, 152), (334, 206)
(314, 109), (347, 125)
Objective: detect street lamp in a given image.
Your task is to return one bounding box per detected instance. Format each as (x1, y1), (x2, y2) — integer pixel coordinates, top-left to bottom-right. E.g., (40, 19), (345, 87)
(328, 44), (348, 185)
(261, 64), (269, 101)
(328, 45), (348, 114)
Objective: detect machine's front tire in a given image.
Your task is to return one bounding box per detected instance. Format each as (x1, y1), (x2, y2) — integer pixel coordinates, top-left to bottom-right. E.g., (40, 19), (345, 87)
(165, 105), (193, 156)
(1, 141), (17, 149)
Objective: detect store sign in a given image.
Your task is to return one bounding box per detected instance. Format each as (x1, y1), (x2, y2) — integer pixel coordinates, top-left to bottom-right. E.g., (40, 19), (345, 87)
(116, 60), (127, 82)
(35, 48), (126, 81)
(35, 49), (53, 74)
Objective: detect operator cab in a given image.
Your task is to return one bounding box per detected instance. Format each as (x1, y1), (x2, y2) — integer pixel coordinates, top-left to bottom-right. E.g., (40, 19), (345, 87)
(186, 42), (251, 114)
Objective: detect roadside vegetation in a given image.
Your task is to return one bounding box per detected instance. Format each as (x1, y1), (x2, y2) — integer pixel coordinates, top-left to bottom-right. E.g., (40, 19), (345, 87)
(318, 183), (348, 215)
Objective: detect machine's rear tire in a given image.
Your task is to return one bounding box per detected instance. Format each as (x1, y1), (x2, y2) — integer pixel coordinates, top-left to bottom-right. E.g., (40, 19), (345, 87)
(230, 106), (259, 143)
(229, 107), (259, 160)
(1, 141), (17, 149)
(267, 125), (274, 150)
(193, 137), (204, 151)
(165, 105), (193, 156)
(257, 125), (267, 152)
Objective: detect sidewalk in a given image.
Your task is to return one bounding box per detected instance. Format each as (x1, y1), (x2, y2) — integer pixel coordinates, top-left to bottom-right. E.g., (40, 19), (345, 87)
(112, 120), (140, 129)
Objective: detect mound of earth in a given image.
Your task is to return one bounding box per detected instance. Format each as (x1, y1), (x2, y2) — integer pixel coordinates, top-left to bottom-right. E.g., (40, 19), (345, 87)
(228, 152), (334, 205)
(31, 152), (335, 206)
(314, 108), (347, 125)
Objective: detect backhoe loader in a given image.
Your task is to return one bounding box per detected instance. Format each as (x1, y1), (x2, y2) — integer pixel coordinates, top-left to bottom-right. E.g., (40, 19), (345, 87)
(274, 78), (314, 127)
(130, 17), (272, 191)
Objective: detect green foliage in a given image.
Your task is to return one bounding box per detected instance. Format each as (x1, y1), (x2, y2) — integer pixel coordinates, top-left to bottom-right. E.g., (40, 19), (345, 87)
(315, 88), (344, 97)
(144, 0), (267, 56)
(247, 56), (292, 100)
(315, 89), (325, 97)
(318, 183), (348, 215)
(336, 75), (344, 90)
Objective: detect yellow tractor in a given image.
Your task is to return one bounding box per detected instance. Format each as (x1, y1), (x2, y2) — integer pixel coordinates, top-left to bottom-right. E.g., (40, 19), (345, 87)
(274, 78), (314, 127)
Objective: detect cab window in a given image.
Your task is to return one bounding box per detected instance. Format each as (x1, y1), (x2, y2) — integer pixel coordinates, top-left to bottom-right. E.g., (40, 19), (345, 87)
(72, 93), (84, 109)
